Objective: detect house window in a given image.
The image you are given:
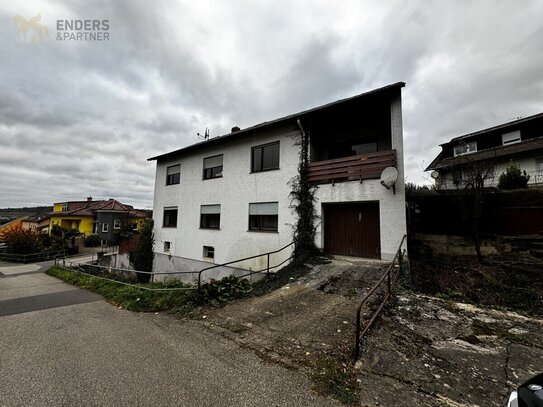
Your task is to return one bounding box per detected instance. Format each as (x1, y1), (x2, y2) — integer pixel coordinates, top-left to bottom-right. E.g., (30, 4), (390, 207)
(203, 155), (223, 179)
(536, 158), (543, 172)
(102, 223), (109, 233)
(249, 202), (278, 232)
(166, 164), (181, 185)
(164, 241), (171, 253)
(62, 204), (68, 211)
(200, 205), (221, 229)
(113, 219), (121, 229)
(131, 223), (138, 231)
(203, 245), (214, 259)
(352, 142), (377, 155)
(502, 130), (521, 146)
(251, 142), (280, 172)
(453, 141), (477, 157)
(163, 207), (178, 227)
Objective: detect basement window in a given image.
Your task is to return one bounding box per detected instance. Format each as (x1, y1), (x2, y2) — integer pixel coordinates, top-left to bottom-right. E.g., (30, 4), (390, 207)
(203, 245), (214, 259)
(166, 164), (181, 185)
(502, 130), (521, 146)
(249, 202), (278, 232)
(203, 155), (223, 179)
(163, 207), (178, 227)
(200, 205), (221, 229)
(453, 141), (477, 157)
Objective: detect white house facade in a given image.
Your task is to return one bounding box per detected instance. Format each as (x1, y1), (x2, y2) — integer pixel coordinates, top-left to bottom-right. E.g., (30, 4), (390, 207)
(426, 112), (543, 189)
(149, 82), (407, 282)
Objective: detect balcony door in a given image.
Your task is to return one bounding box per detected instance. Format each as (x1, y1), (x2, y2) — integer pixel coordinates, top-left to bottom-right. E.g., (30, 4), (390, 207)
(323, 202), (380, 259)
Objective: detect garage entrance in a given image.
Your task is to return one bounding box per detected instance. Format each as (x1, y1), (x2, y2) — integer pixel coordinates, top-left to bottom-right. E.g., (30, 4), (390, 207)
(323, 202), (381, 259)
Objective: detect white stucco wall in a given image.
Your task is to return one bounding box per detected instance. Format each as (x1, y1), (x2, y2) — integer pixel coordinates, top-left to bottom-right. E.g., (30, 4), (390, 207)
(152, 123), (300, 277)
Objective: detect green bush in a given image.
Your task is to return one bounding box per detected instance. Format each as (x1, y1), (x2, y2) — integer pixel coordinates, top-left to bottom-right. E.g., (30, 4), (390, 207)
(130, 219), (154, 283)
(85, 234), (101, 247)
(498, 161), (530, 190)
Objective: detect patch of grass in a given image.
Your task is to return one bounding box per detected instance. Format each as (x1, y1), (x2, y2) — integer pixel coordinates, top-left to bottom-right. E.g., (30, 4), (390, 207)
(47, 266), (192, 311)
(311, 357), (359, 405)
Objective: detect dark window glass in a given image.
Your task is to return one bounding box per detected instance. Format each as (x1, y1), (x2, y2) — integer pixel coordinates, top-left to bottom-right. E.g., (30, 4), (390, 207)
(251, 142), (279, 172)
(163, 208), (178, 227)
(249, 215), (278, 232)
(200, 213), (220, 229)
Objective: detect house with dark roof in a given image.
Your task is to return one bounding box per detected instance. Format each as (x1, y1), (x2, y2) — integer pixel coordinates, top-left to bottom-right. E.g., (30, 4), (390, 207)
(426, 113), (543, 189)
(48, 197), (147, 245)
(148, 83), (407, 281)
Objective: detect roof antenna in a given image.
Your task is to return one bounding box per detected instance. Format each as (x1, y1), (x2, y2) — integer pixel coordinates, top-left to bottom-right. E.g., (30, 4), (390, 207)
(197, 127), (209, 141)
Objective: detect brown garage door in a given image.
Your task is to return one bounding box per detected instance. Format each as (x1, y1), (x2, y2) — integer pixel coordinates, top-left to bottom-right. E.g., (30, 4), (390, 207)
(324, 202), (380, 259)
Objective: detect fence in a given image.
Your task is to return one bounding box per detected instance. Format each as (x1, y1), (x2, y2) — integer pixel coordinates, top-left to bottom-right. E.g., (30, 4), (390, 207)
(0, 249), (66, 264)
(55, 242), (296, 292)
(353, 235), (406, 360)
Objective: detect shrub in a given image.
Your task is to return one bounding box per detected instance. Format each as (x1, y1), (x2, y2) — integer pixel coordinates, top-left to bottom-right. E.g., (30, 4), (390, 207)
(498, 161), (530, 190)
(2, 226), (43, 254)
(130, 219), (154, 283)
(85, 234), (101, 247)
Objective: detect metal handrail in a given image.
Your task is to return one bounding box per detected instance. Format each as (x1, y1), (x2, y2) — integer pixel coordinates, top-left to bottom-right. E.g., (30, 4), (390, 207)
(197, 242), (295, 288)
(0, 249), (67, 264)
(353, 235), (407, 360)
(55, 242), (295, 291)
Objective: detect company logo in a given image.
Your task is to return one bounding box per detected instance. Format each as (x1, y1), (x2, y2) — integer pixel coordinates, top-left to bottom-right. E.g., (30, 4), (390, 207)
(14, 14), (49, 44)
(56, 19), (110, 41)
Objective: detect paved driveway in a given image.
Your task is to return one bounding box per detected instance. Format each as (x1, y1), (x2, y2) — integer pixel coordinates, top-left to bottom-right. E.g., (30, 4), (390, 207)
(0, 263), (338, 407)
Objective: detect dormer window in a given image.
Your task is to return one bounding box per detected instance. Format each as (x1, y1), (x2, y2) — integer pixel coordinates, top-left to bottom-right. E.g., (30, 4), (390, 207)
(453, 141), (477, 157)
(502, 130), (521, 146)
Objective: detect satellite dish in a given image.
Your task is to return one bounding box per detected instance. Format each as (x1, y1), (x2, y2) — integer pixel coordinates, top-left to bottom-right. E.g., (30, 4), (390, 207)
(430, 170), (440, 179)
(380, 166), (399, 194)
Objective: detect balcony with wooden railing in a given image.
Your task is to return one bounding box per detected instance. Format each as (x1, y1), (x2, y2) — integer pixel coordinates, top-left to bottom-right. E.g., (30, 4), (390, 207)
(308, 150), (397, 184)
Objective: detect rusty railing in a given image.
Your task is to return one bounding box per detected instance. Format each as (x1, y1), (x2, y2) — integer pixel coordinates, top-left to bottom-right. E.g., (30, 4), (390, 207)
(308, 150), (397, 185)
(353, 234), (407, 360)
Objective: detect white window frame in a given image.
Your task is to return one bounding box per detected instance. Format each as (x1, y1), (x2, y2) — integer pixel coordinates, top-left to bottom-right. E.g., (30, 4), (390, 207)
(502, 130), (521, 146)
(203, 245), (215, 259)
(102, 223), (108, 233)
(453, 141), (477, 157)
(113, 219), (121, 229)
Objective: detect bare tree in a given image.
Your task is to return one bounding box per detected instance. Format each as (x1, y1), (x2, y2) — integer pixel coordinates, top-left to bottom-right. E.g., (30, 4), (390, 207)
(453, 154), (496, 262)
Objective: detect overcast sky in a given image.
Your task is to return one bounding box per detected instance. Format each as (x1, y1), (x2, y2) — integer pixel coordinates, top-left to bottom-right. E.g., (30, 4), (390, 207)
(1, 1), (542, 209)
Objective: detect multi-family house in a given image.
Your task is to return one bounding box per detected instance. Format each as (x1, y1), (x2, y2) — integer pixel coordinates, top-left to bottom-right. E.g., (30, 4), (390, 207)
(148, 83), (407, 279)
(426, 112), (543, 189)
(48, 197), (147, 245)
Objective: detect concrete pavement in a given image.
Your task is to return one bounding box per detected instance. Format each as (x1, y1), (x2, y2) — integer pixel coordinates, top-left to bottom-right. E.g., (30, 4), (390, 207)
(0, 263), (339, 407)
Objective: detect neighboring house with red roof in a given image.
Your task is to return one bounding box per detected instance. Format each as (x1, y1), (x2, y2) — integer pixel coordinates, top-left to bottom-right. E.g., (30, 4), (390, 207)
(48, 197), (147, 245)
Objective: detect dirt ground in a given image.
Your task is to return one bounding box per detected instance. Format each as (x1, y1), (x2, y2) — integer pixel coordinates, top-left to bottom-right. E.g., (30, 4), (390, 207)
(193, 256), (543, 406)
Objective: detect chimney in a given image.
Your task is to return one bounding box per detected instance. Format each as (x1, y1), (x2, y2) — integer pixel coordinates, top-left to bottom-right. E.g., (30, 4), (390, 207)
(87, 196), (92, 202)
(231, 126), (241, 133)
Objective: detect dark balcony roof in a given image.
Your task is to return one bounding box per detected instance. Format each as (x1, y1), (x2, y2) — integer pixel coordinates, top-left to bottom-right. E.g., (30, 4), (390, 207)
(148, 82), (405, 162)
(444, 112), (543, 145)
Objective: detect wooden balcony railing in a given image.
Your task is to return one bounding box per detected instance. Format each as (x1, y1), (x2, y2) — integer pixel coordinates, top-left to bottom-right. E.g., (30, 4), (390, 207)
(308, 150), (397, 184)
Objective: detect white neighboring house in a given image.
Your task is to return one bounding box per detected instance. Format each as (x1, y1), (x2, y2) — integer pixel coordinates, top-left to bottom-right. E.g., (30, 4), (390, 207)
(148, 82), (407, 282)
(426, 113), (543, 189)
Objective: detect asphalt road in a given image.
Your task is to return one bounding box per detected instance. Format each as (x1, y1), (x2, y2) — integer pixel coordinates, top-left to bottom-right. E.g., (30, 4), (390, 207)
(0, 263), (338, 407)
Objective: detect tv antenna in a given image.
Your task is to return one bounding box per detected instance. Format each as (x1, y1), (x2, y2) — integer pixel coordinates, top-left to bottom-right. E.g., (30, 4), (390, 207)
(197, 128), (210, 141)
